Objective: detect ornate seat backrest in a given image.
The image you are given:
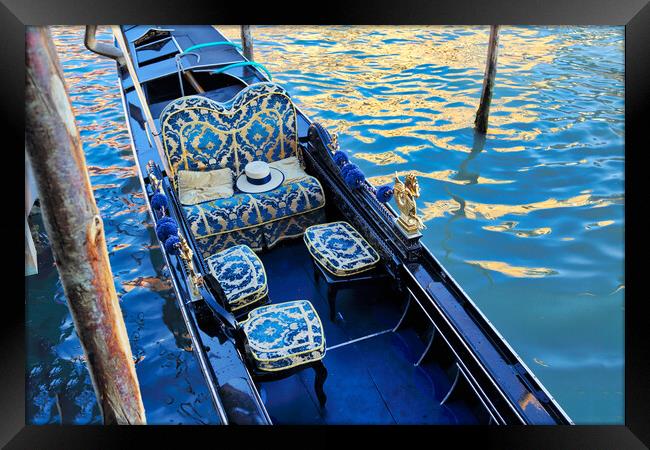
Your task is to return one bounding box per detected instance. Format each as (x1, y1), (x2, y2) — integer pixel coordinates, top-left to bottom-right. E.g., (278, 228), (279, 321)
(159, 82), (299, 181)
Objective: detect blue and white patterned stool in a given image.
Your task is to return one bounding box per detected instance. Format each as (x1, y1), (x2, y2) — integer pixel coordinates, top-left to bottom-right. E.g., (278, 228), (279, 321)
(304, 221), (380, 277)
(241, 300), (326, 371)
(205, 244), (268, 316)
(303, 221), (383, 321)
(241, 300), (328, 406)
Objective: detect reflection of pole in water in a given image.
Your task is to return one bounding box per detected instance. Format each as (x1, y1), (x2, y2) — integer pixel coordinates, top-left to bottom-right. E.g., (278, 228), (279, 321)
(455, 129), (487, 185)
(441, 130), (488, 259)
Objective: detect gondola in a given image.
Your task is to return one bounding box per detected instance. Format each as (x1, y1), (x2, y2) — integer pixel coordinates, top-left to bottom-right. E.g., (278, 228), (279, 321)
(86, 25), (573, 425)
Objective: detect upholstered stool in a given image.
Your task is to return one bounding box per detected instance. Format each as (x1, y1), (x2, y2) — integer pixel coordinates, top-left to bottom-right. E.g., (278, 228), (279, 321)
(304, 221), (383, 321)
(241, 300), (328, 406)
(205, 244), (269, 318)
(241, 300), (326, 371)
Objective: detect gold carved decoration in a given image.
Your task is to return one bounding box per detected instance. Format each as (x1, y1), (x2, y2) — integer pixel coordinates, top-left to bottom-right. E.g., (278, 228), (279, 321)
(327, 131), (339, 153)
(175, 232), (203, 298)
(394, 172), (426, 234)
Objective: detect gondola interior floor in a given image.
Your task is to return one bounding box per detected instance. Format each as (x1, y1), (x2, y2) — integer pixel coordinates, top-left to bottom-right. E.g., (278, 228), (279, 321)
(253, 239), (479, 424)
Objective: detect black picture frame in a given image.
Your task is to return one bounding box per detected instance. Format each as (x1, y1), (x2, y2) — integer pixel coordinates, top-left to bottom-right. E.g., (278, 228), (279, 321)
(5, 0), (648, 447)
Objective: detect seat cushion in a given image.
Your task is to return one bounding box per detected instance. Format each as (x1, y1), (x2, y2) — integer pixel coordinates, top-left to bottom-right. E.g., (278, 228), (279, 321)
(206, 245), (267, 311)
(183, 176), (325, 239)
(304, 221), (380, 277)
(177, 168), (234, 206)
(242, 300), (326, 372)
(269, 156), (308, 184)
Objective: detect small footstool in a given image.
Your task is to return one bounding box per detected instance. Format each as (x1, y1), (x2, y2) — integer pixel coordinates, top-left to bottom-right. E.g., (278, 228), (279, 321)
(241, 300), (328, 406)
(205, 244), (269, 318)
(304, 221), (382, 321)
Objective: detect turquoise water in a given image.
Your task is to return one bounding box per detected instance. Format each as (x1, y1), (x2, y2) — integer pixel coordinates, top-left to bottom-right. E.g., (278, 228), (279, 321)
(26, 25), (624, 424)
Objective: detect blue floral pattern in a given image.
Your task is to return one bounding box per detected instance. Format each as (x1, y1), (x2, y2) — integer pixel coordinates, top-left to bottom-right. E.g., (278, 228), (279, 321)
(206, 245), (267, 312)
(242, 300), (326, 372)
(159, 82), (326, 257)
(184, 176), (325, 256)
(304, 221), (380, 277)
(159, 82), (299, 179)
(196, 227), (265, 259)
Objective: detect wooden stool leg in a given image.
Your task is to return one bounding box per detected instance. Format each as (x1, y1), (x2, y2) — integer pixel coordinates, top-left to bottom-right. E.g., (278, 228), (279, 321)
(327, 284), (338, 321)
(313, 360), (328, 408)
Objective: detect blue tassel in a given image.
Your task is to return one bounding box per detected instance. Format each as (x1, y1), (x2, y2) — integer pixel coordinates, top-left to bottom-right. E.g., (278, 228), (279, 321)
(164, 235), (181, 255)
(344, 165), (365, 189)
(376, 185), (394, 203)
(157, 216), (176, 226)
(332, 151), (349, 168)
(156, 221), (178, 242)
(151, 192), (168, 211)
(340, 162), (356, 178)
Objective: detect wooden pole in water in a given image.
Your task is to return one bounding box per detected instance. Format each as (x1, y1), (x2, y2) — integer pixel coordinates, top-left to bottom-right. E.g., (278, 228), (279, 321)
(25, 26), (146, 425)
(474, 25), (500, 134)
(241, 25), (254, 61)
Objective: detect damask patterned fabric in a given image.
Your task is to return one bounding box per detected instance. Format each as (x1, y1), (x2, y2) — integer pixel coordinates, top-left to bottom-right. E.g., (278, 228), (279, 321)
(159, 82), (299, 180)
(185, 176), (326, 256)
(241, 300), (326, 372)
(196, 226), (265, 259)
(304, 221), (380, 277)
(205, 245), (267, 312)
(195, 208), (327, 258)
(160, 82), (325, 257)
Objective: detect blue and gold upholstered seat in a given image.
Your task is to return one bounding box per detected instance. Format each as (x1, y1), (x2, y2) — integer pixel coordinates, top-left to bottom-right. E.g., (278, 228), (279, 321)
(159, 82), (326, 258)
(241, 300), (326, 372)
(205, 244), (267, 312)
(304, 221), (380, 277)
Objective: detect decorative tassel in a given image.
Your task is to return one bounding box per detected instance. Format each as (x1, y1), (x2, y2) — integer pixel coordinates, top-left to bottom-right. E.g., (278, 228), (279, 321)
(332, 151), (349, 168)
(156, 221), (179, 242)
(164, 235), (181, 255)
(340, 162), (356, 178)
(150, 192), (168, 211)
(375, 185), (394, 203)
(157, 216), (176, 226)
(343, 165), (365, 189)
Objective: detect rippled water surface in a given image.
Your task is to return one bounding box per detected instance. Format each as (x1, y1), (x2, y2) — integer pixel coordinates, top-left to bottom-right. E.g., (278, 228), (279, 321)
(26, 25), (623, 424)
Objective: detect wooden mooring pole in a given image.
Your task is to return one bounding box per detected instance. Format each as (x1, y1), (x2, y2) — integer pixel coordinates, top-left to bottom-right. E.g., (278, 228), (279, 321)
(25, 26), (146, 425)
(474, 25), (500, 134)
(241, 25), (254, 61)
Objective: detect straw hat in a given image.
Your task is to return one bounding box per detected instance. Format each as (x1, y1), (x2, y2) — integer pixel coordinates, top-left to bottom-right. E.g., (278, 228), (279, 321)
(236, 161), (284, 193)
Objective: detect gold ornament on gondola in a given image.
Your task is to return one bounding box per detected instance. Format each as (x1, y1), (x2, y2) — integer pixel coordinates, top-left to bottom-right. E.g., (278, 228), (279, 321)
(327, 131), (339, 153)
(176, 232), (203, 297)
(393, 172), (426, 234)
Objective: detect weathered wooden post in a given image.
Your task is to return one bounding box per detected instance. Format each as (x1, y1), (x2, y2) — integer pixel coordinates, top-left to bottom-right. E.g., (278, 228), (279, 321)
(240, 25), (254, 61)
(474, 25), (500, 133)
(25, 26), (146, 425)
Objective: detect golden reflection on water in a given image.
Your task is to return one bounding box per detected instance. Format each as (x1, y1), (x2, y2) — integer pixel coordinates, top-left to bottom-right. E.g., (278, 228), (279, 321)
(483, 221), (552, 238)
(586, 220), (615, 229)
(466, 260), (558, 278)
(122, 276), (172, 293)
(418, 193), (616, 223)
(354, 151), (407, 165)
(219, 25), (571, 152)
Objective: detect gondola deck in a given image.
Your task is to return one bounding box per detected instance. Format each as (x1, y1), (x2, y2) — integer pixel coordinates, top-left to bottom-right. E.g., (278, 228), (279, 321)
(251, 239), (479, 424)
(105, 24), (573, 425)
